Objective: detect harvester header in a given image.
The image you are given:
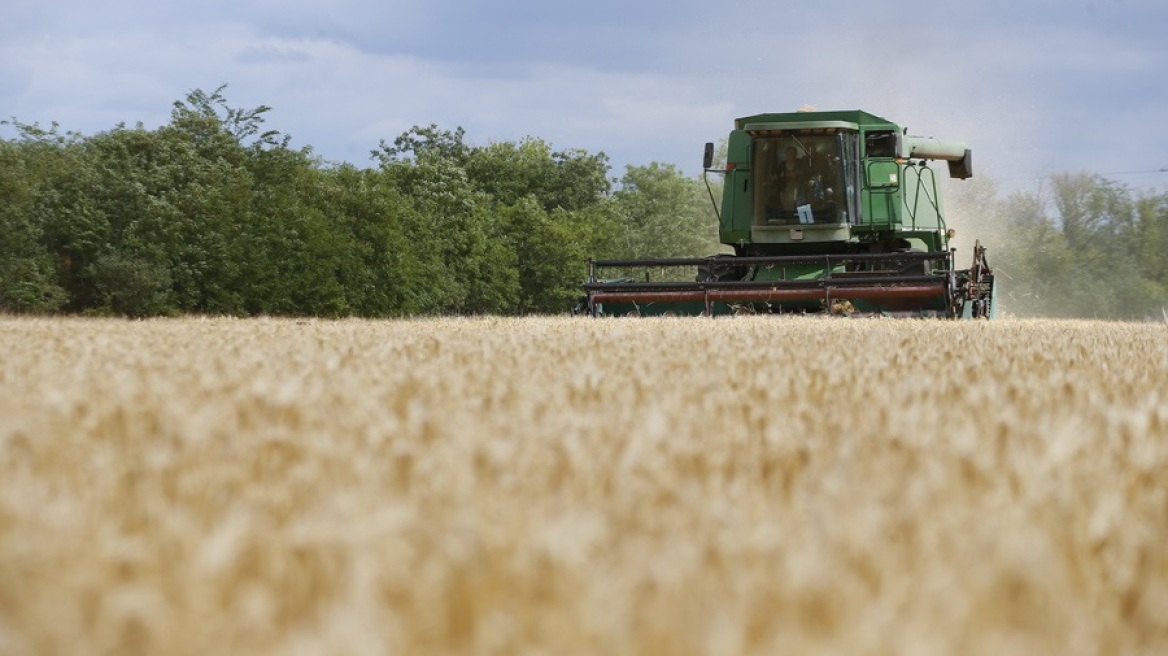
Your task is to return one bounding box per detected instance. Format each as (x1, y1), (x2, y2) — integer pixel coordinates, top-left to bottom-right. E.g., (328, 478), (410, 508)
(581, 109), (996, 318)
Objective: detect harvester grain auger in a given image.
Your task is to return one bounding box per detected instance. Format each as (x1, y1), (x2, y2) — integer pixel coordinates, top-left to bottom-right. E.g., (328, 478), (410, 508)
(581, 110), (996, 318)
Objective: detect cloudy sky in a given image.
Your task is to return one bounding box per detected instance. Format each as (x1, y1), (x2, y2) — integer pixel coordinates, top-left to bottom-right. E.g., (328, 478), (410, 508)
(4, 0), (1167, 193)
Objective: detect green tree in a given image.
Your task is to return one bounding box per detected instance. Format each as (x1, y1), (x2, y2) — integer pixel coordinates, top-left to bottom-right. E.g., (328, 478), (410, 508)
(494, 199), (591, 313)
(1134, 194), (1168, 289)
(458, 136), (613, 313)
(88, 253), (174, 317)
(3, 121), (110, 312)
(300, 164), (453, 316)
(976, 173), (1168, 318)
(382, 147), (518, 314)
(609, 162), (723, 259)
(373, 124), (470, 167)
(464, 138), (610, 212)
(0, 136), (67, 312)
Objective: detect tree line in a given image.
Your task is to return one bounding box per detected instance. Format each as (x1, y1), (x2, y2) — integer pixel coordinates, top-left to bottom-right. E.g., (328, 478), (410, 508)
(0, 87), (719, 317)
(1, 86), (1166, 319)
(951, 173), (1168, 319)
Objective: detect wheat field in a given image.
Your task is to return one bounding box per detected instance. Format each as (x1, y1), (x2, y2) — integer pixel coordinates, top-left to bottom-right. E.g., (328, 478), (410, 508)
(1, 316), (1166, 655)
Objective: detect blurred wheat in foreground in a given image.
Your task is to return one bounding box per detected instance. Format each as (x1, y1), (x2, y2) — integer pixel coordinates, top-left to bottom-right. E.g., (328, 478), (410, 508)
(1, 317), (1166, 656)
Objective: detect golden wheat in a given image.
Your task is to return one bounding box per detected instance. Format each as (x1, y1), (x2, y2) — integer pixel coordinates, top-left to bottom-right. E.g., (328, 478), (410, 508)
(1, 316), (1166, 655)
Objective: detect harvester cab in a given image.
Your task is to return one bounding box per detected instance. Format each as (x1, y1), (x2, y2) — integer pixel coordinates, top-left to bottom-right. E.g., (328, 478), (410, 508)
(583, 109), (996, 318)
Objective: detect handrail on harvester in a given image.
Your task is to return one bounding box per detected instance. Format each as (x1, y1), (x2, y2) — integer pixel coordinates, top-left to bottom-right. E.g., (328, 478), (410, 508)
(587, 251), (951, 282)
(584, 274), (947, 292)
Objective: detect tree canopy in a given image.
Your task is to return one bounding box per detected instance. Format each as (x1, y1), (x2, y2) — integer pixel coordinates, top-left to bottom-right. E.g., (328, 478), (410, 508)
(957, 172), (1168, 319)
(0, 88), (718, 316)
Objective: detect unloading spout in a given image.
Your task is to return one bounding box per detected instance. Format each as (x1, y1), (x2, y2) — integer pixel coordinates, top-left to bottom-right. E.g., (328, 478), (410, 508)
(900, 136), (973, 179)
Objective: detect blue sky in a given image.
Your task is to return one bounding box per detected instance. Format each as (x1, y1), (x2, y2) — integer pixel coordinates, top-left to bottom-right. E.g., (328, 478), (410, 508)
(3, 0), (1167, 193)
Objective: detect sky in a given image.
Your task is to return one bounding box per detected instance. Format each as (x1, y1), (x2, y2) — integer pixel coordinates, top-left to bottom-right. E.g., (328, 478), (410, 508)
(4, 0), (1168, 195)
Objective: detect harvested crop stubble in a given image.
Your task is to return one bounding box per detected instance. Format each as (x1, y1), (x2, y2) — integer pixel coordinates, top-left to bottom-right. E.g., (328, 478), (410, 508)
(1, 316), (1166, 655)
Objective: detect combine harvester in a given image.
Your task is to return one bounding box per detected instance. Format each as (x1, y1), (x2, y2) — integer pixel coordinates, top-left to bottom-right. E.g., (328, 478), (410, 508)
(582, 110), (996, 318)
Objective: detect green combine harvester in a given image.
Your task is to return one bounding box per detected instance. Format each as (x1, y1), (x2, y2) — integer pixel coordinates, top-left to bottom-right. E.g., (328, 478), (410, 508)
(582, 109), (996, 318)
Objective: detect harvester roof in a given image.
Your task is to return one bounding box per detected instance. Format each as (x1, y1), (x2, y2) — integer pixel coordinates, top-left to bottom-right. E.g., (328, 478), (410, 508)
(733, 110), (899, 132)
